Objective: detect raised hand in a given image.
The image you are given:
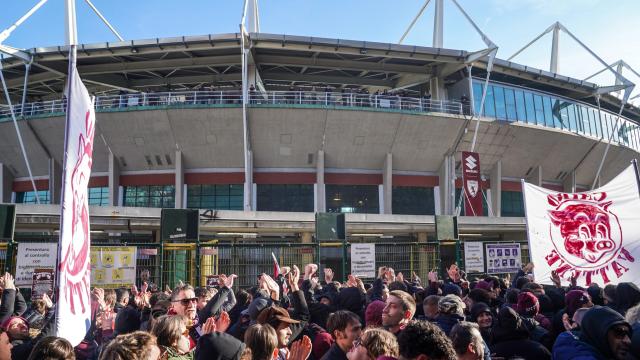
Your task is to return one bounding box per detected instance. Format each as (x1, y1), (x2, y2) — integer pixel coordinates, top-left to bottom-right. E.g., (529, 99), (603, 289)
(385, 268), (396, 283)
(42, 293), (53, 308)
(141, 281), (149, 295)
(287, 265), (301, 291)
(550, 270), (561, 288)
(428, 270), (438, 283)
(304, 264), (318, 280)
(131, 284), (139, 297)
(288, 335), (312, 360)
(396, 272), (405, 283)
(378, 266), (387, 279)
(3, 273), (15, 290)
(215, 311), (231, 333)
(280, 267), (291, 276)
(261, 273), (280, 301)
(324, 268), (334, 284)
(201, 317), (217, 335)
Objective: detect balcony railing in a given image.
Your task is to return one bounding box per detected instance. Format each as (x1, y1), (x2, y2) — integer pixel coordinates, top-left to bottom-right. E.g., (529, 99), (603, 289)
(0, 90), (465, 119)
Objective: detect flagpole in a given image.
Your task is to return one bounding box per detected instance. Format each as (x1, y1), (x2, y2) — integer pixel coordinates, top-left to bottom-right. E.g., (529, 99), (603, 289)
(632, 159), (640, 198)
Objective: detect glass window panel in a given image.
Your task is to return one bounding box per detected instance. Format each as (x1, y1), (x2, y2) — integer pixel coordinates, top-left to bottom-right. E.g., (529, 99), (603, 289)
(514, 90), (526, 122)
(257, 184), (314, 212)
(484, 85), (496, 117)
(501, 191), (525, 217)
(543, 96), (553, 127)
(592, 109), (602, 138)
(494, 86), (506, 120)
(567, 104), (577, 132)
(533, 95), (545, 125)
(187, 184), (243, 210)
(473, 82), (483, 115)
(504, 88), (517, 121)
(580, 106), (591, 135)
(524, 92), (536, 124)
(392, 187), (435, 215)
(551, 98), (563, 129)
(326, 185), (379, 214)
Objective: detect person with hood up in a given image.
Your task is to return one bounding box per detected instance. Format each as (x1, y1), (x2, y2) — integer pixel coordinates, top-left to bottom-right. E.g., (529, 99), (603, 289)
(469, 302), (492, 344)
(490, 307), (551, 360)
(553, 306), (632, 360)
(434, 295), (465, 337)
(610, 282), (640, 317)
(516, 292), (553, 350)
(337, 285), (366, 324)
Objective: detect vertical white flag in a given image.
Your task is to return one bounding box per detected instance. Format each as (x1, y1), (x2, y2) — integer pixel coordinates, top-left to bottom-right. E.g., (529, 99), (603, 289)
(55, 52), (95, 346)
(522, 164), (640, 287)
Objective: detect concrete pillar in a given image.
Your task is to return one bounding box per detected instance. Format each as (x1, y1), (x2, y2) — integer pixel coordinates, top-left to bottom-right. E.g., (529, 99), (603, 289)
(429, 77), (446, 100)
(438, 155), (455, 215)
(563, 171), (576, 193)
(383, 153), (392, 215)
(417, 232), (429, 278)
(316, 150), (326, 212)
(301, 232), (314, 265)
(0, 163), (14, 203)
(526, 165), (542, 187)
(175, 150), (184, 209)
(490, 161), (502, 217)
(108, 152), (120, 206)
(244, 150), (253, 211)
(48, 158), (62, 204)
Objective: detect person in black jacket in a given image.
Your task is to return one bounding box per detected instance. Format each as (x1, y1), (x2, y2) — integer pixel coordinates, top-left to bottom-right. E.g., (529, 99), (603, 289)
(0, 273), (27, 324)
(490, 306), (551, 360)
(320, 311), (362, 360)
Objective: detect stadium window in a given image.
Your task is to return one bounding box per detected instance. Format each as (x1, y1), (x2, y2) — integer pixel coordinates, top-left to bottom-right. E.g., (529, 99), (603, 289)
(186, 184), (243, 210)
(560, 102), (570, 130)
(124, 185), (175, 208)
(580, 106), (591, 136)
(15, 190), (50, 204)
(392, 187), (435, 215)
(533, 95), (545, 126)
(88, 187), (109, 206)
(473, 82), (484, 115)
(524, 92), (536, 124)
(543, 96), (553, 127)
(326, 185), (379, 214)
(256, 184), (314, 212)
(551, 98), (563, 129)
(514, 90), (526, 122)
(501, 191), (524, 217)
(493, 85), (507, 120)
(591, 108), (602, 138)
(484, 85), (496, 117)
(504, 88), (517, 121)
(567, 104), (577, 132)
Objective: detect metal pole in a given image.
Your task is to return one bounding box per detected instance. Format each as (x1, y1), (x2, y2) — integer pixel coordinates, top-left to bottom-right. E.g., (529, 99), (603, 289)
(83, 0), (124, 41)
(0, 59), (41, 203)
(398, 0), (431, 44)
(433, 0), (444, 48)
(592, 100), (626, 189)
(0, 0), (49, 43)
(20, 60), (33, 116)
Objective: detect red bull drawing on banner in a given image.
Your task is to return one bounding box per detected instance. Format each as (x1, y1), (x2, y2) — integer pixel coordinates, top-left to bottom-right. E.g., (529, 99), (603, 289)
(522, 164), (640, 287)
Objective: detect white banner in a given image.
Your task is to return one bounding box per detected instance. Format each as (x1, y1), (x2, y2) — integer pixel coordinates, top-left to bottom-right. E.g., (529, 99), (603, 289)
(15, 243), (58, 286)
(351, 243), (376, 278)
(464, 242), (485, 273)
(55, 56), (96, 346)
(486, 243), (521, 274)
(523, 164), (640, 287)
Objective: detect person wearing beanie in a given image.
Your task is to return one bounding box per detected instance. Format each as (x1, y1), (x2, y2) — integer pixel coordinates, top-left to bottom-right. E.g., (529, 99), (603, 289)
(553, 306), (632, 360)
(469, 302), (492, 344)
(3, 308), (56, 360)
(491, 307), (551, 360)
(611, 282), (640, 317)
(517, 292), (552, 350)
(434, 295), (465, 336)
(442, 283), (462, 298)
(365, 300), (385, 328)
(552, 289), (593, 338)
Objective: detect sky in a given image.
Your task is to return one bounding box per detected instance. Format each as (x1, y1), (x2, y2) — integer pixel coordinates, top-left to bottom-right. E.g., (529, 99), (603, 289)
(1, 0), (639, 100)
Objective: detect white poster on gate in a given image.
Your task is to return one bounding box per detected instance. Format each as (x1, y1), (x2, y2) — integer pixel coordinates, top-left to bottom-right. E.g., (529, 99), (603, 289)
(464, 242), (485, 273)
(351, 243), (376, 278)
(15, 243), (58, 286)
(522, 164), (640, 287)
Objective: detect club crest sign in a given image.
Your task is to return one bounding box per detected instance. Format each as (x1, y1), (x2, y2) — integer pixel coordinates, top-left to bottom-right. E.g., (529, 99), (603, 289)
(523, 164), (640, 286)
(462, 151), (483, 216)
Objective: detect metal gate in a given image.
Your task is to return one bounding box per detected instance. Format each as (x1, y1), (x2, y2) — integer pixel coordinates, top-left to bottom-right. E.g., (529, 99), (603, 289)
(162, 243), (197, 289)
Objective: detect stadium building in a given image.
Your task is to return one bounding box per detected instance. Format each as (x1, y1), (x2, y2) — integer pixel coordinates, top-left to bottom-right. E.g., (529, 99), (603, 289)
(0, 1), (639, 287)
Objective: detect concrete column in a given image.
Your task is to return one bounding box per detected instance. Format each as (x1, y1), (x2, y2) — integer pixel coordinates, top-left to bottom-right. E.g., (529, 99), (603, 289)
(429, 77), (446, 100)
(48, 159), (62, 204)
(316, 150), (326, 212)
(490, 161), (502, 217)
(563, 171), (576, 193)
(526, 165), (542, 186)
(108, 152), (120, 206)
(175, 150), (184, 209)
(244, 150), (253, 211)
(438, 155), (455, 215)
(417, 232), (429, 278)
(383, 153), (392, 215)
(301, 232), (314, 265)
(0, 163), (14, 203)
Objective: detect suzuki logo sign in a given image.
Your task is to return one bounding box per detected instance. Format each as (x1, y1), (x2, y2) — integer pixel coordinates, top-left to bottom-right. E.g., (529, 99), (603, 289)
(465, 155), (477, 170)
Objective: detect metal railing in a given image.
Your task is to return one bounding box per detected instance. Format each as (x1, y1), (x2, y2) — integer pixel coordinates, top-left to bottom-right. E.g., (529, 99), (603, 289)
(0, 90), (465, 119)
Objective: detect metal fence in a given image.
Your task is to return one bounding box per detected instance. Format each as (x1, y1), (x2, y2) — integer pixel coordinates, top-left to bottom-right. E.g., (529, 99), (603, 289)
(0, 90), (464, 119)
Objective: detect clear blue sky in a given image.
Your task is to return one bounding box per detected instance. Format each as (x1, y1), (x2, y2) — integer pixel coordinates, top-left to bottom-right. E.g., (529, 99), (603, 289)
(2, 0), (639, 99)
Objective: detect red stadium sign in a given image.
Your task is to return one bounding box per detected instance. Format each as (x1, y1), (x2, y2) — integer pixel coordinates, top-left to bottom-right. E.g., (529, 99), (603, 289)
(462, 151), (483, 216)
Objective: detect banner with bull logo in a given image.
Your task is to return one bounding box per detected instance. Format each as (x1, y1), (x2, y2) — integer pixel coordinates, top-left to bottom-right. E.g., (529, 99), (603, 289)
(462, 151), (483, 216)
(55, 47), (95, 346)
(522, 163), (640, 287)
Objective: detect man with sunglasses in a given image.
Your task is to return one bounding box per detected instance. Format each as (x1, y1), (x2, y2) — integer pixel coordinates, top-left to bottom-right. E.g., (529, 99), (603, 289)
(170, 274), (237, 347)
(553, 306), (632, 360)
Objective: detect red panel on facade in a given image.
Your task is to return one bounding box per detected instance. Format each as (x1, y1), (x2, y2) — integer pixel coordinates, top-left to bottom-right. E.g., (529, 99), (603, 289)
(12, 179), (49, 192)
(392, 175), (439, 187)
(184, 172), (245, 185)
(454, 178), (490, 189)
(88, 176), (108, 187)
(501, 181), (522, 192)
(325, 173), (382, 185)
(254, 173), (316, 184)
(120, 174), (175, 186)
(542, 183), (564, 192)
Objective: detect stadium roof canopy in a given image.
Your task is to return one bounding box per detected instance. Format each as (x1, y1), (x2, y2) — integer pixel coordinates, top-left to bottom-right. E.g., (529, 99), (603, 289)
(1, 33), (638, 121)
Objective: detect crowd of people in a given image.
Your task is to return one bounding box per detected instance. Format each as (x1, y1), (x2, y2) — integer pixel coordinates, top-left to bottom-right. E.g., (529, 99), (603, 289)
(0, 262), (638, 360)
